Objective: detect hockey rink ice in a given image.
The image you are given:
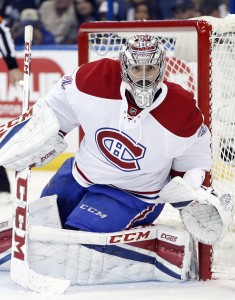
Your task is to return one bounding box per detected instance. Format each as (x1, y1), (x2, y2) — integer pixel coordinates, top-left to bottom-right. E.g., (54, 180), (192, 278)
(1, 170), (235, 299)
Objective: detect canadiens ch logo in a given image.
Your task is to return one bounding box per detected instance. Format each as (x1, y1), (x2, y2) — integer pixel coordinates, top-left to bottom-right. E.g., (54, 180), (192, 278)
(61, 75), (73, 89)
(95, 128), (146, 171)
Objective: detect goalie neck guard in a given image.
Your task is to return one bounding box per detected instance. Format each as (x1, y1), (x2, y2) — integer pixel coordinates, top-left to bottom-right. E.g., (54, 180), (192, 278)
(120, 34), (166, 109)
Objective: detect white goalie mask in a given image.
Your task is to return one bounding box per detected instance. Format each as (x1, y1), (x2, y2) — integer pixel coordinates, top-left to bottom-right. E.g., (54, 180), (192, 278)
(120, 35), (166, 109)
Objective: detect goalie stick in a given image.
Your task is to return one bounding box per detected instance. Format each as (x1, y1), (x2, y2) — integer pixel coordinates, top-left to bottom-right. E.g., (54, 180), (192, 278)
(10, 25), (70, 294)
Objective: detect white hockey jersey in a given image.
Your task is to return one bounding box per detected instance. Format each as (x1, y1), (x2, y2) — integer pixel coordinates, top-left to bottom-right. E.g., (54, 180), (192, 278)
(45, 58), (211, 201)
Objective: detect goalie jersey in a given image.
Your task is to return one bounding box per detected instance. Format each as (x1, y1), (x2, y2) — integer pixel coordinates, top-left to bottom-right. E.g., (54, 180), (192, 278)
(45, 58), (211, 201)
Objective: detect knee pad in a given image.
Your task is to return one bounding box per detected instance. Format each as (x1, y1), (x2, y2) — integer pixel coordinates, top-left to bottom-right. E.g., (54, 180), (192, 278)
(41, 158), (87, 227)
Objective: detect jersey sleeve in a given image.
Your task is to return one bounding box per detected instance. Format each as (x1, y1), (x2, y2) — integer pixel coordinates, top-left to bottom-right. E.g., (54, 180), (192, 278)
(44, 70), (79, 134)
(172, 124), (212, 172)
(0, 18), (18, 69)
(152, 82), (203, 138)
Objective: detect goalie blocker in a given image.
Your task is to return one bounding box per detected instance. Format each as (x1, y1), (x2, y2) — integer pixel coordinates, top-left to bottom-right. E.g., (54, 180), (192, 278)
(0, 98), (67, 170)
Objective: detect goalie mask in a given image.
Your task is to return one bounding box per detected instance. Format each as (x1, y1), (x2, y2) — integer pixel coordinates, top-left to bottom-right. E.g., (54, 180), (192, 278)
(120, 34), (166, 109)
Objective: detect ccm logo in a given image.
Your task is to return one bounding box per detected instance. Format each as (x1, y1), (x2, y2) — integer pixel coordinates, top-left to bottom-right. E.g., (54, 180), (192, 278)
(161, 233), (178, 242)
(0, 108), (33, 138)
(13, 177), (28, 261)
(109, 230), (151, 244)
(80, 204), (107, 219)
(24, 41), (31, 75)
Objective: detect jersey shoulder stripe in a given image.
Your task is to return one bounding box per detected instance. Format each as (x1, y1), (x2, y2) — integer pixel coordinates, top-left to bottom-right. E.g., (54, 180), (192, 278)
(76, 58), (122, 100)
(151, 81), (203, 137)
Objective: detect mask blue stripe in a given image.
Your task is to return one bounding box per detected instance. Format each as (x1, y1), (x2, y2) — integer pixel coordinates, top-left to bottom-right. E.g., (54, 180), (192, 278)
(0, 120), (30, 149)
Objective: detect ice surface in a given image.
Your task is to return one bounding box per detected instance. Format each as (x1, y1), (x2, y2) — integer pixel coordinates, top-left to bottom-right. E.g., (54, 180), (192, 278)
(1, 271), (235, 300)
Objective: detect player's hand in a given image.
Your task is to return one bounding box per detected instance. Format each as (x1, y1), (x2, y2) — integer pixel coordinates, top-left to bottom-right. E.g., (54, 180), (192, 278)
(9, 68), (23, 86)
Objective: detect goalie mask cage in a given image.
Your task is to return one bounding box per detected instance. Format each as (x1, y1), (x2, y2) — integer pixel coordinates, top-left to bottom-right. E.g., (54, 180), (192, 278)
(78, 17), (235, 281)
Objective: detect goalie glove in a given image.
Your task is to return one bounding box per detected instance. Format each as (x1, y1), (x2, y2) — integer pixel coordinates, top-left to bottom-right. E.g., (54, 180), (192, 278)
(0, 98), (67, 171)
(180, 187), (234, 244)
(159, 176), (234, 244)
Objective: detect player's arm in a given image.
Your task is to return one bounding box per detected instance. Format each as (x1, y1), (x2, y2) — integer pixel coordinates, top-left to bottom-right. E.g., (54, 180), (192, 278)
(44, 73), (79, 133)
(165, 122), (211, 204)
(171, 123), (212, 189)
(0, 71), (80, 170)
(0, 18), (23, 85)
(0, 18), (18, 69)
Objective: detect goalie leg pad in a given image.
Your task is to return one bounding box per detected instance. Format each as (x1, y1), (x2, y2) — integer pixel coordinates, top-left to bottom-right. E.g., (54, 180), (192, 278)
(0, 220), (13, 271)
(28, 226), (192, 284)
(25, 197), (192, 285)
(41, 157), (87, 227)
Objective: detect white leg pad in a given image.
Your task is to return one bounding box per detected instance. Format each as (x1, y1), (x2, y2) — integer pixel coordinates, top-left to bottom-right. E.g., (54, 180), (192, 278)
(27, 199), (192, 285)
(0, 221), (12, 271)
(29, 194), (62, 229)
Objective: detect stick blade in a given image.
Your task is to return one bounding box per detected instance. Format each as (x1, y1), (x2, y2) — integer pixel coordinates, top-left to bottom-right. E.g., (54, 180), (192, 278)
(11, 259), (70, 294)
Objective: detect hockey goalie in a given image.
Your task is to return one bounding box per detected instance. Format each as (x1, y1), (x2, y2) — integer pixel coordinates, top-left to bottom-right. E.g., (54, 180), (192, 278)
(0, 34), (234, 288)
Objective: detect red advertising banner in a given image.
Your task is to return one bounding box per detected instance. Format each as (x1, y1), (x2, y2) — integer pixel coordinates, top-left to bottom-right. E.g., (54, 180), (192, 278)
(0, 57), (64, 119)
